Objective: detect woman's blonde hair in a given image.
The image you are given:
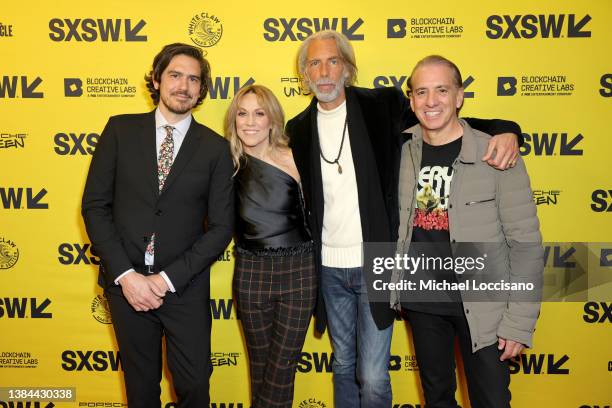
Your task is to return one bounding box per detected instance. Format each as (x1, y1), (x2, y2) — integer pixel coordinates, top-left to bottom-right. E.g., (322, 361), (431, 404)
(224, 84), (288, 174)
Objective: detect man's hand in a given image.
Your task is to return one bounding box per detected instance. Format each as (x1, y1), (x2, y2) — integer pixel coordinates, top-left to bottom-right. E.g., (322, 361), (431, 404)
(498, 337), (525, 361)
(147, 274), (170, 297)
(482, 133), (519, 170)
(118, 272), (164, 312)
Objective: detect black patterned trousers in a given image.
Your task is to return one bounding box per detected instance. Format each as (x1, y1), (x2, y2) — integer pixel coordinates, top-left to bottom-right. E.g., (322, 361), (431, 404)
(234, 245), (316, 408)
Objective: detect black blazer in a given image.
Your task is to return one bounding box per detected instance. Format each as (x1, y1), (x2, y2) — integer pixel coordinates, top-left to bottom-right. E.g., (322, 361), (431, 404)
(82, 111), (234, 295)
(286, 86), (521, 333)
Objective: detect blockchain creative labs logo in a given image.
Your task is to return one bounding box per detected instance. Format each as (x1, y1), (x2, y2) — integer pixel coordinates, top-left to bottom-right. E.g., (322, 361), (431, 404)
(0, 351), (39, 369)
(0, 133), (26, 149)
(0, 237), (19, 270)
(387, 354), (419, 372)
(188, 12), (223, 47)
(298, 398), (328, 408)
(210, 351), (241, 367)
(64, 77), (137, 98)
(533, 189), (561, 206)
(0, 22), (14, 37)
(497, 75), (574, 97)
(91, 294), (112, 324)
(387, 16), (463, 39)
(281, 76), (311, 98)
(402, 354), (419, 372)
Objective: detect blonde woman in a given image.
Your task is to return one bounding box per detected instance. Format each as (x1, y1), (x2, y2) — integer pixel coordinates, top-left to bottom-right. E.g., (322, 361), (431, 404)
(225, 84), (315, 408)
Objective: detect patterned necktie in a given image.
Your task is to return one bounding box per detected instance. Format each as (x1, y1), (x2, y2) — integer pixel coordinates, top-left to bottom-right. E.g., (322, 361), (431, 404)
(146, 125), (175, 258)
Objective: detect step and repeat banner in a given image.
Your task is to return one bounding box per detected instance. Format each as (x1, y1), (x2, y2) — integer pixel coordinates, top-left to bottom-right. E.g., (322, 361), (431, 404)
(1, 0), (611, 407)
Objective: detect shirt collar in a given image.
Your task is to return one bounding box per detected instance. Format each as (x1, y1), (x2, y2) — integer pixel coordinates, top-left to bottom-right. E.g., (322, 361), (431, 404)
(155, 107), (192, 136)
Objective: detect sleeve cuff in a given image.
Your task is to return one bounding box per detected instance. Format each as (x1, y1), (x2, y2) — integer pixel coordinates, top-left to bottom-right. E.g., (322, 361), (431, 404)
(159, 271), (176, 293)
(114, 268), (135, 286)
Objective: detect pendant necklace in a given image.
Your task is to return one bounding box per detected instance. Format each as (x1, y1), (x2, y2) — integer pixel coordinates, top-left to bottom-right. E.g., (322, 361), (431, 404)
(319, 115), (348, 174)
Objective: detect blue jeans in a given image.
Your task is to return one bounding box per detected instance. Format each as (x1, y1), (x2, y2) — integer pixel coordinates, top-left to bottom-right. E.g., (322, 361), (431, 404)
(321, 266), (393, 408)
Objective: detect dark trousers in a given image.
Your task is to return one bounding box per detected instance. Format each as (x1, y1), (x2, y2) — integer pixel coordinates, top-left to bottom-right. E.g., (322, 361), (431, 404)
(406, 310), (511, 408)
(234, 248), (316, 408)
(106, 276), (211, 408)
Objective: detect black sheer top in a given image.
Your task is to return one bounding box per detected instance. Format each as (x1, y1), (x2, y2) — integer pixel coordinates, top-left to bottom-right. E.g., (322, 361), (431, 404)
(235, 155), (311, 252)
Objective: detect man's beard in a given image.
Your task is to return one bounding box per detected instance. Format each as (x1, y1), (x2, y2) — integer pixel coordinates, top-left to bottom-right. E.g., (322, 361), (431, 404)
(161, 92), (197, 115)
(309, 75), (346, 103)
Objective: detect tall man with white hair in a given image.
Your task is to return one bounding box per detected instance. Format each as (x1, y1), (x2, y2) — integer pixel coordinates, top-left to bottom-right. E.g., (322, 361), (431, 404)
(286, 30), (522, 407)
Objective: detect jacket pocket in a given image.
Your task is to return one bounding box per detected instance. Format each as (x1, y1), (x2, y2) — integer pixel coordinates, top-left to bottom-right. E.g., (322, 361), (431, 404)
(466, 197), (495, 206)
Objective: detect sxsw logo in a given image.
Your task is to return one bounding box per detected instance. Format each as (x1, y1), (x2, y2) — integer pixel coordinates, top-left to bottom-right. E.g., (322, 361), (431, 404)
(54, 132), (98, 155)
(61, 350), (122, 371)
(0, 297), (52, 318)
(543, 245), (578, 268)
(0, 187), (49, 209)
(486, 14), (591, 39)
(373, 75), (475, 98)
(519, 133), (583, 156)
(0, 76), (43, 98)
(583, 302), (612, 323)
(210, 298), (238, 320)
(263, 17), (364, 41)
(58, 243), (100, 265)
(508, 353), (570, 375)
(297, 352), (333, 373)
(208, 77), (255, 100)
(48, 18), (147, 42)
(0, 403), (55, 408)
(591, 190), (612, 212)
(600, 74), (612, 97)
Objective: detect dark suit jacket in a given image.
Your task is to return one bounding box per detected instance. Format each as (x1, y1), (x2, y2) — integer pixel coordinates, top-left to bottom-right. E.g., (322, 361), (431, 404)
(286, 86), (521, 333)
(82, 111), (234, 296)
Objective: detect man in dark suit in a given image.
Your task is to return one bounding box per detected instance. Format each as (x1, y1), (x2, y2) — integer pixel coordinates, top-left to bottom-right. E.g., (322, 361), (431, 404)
(286, 30), (522, 408)
(82, 43), (233, 408)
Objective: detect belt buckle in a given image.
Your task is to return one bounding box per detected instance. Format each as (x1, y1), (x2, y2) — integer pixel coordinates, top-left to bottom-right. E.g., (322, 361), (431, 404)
(145, 265), (155, 274)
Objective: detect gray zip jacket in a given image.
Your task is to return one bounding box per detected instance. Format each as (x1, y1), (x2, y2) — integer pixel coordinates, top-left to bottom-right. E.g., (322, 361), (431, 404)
(390, 119), (544, 352)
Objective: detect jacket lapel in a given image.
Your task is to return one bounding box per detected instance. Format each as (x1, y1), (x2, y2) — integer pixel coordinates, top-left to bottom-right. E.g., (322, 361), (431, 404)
(160, 117), (200, 196)
(308, 101), (325, 237)
(345, 87), (372, 239)
(138, 111), (159, 196)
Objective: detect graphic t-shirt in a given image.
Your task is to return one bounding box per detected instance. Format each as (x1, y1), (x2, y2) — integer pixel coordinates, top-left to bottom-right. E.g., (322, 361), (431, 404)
(402, 137), (464, 316)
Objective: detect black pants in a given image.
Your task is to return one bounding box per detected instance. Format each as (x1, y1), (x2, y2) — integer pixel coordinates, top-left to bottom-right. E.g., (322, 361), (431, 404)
(106, 275), (211, 408)
(406, 310), (511, 408)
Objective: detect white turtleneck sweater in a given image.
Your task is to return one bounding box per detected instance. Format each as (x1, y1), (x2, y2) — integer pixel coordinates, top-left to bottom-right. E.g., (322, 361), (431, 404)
(317, 101), (363, 268)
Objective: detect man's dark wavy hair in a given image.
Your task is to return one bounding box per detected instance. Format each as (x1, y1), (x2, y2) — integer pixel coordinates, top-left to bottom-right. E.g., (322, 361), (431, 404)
(144, 43), (211, 106)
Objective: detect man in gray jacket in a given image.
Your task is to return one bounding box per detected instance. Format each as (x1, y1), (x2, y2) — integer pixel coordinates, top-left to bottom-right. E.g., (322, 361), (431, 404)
(390, 55), (544, 407)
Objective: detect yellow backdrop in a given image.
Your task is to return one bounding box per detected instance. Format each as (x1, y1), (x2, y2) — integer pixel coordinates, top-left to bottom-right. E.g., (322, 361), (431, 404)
(1, 1), (611, 407)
